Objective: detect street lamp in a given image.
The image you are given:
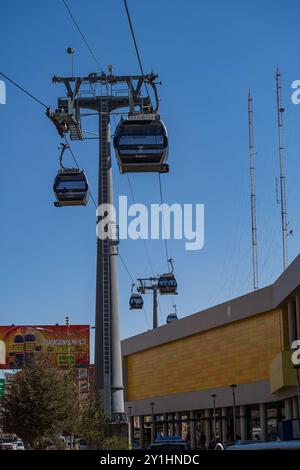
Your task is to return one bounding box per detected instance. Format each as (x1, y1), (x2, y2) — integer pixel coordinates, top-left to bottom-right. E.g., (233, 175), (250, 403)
(230, 384), (237, 442)
(293, 364), (300, 419)
(211, 394), (217, 437)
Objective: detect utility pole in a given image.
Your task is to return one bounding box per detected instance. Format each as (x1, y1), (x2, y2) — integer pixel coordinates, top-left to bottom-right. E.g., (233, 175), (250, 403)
(48, 71), (156, 422)
(275, 67), (289, 271)
(247, 93), (259, 291)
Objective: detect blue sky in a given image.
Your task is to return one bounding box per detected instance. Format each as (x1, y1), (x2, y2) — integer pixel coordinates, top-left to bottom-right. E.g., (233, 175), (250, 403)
(1, 0), (300, 356)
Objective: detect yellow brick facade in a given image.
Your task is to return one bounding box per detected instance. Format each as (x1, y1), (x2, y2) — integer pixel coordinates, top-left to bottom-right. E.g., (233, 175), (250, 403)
(126, 309), (287, 401)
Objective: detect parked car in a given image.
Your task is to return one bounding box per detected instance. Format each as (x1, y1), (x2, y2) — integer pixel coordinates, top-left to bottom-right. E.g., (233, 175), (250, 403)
(222, 439), (300, 450)
(15, 439), (25, 450)
(0, 442), (16, 450)
(77, 438), (88, 450)
(148, 436), (189, 451)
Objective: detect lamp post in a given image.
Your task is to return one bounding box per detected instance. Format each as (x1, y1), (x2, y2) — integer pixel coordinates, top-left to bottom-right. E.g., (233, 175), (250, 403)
(230, 384), (237, 442)
(293, 365), (300, 419)
(211, 394), (217, 437)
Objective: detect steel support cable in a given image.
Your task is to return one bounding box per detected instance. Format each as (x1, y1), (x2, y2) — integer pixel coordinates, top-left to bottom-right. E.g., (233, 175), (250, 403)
(123, 0), (151, 101)
(63, 136), (98, 209)
(158, 173), (176, 312)
(119, 252), (150, 329)
(62, 0), (105, 74)
(126, 174), (156, 276)
(61, 0), (152, 329)
(158, 173), (170, 268)
(0, 71), (49, 109)
(126, 173), (164, 325)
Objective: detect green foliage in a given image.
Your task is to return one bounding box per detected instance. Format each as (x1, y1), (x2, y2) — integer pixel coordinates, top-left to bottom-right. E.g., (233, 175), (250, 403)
(78, 394), (105, 449)
(103, 436), (129, 450)
(2, 354), (80, 449)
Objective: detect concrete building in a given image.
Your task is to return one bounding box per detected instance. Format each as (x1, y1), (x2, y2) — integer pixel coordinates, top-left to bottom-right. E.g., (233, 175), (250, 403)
(122, 254), (300, 448)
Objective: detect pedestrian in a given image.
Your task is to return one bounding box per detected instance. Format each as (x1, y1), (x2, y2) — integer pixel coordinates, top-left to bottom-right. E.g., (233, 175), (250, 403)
(208, 434), (216, 449)
(200, 431), (206, 449)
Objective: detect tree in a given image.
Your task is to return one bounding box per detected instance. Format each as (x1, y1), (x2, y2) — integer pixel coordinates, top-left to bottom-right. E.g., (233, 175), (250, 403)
(2, 354), (80, 449)
(78, 394), (105, 449)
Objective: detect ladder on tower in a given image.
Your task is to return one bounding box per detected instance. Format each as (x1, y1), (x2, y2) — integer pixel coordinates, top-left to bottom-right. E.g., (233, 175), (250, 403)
(100, 101), (112, 418)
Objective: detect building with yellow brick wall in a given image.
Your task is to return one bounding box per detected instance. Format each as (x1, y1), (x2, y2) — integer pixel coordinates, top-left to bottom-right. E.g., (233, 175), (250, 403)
(122, 254), (300, 448)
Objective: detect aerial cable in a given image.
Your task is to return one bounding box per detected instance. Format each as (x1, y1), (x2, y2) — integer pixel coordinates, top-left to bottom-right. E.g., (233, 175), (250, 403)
(63, 136), (98, 209)
(158, 172), (170, 268)
(126, 174), (155, 276)
(119, 252), (151, 328)
(62, 0), (105, 75)
(123, 0), (151, 102)
(0, 71), (49, 109)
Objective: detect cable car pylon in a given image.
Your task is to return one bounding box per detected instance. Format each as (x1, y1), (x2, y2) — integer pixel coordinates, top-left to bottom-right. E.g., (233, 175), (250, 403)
(48, 70), (166, 424)
(134, 260), (178, 329)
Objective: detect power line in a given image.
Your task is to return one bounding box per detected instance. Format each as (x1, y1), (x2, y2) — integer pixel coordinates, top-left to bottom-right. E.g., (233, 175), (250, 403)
(62, 0), (105, 74)
(0, 71), (49, 109)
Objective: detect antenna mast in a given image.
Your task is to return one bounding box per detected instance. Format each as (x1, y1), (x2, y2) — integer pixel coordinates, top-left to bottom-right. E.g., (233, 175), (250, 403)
(248, 92), (259, 291)
(275, 67), (289, 270)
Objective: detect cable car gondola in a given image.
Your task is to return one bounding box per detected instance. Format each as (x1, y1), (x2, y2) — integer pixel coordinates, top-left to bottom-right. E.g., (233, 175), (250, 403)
(53, 144), (89, 207)
(113, 114), (169, 174)
(158, 258), (178, 295)
(129, 285), (144, 310)
(167, 305), (179, 324)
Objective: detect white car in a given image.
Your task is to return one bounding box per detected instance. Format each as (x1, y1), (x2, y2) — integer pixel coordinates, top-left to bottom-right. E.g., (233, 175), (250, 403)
(16, 440), (25, 450)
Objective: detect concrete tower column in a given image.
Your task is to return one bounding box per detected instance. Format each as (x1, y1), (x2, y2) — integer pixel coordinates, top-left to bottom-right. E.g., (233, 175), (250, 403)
(163, 413), (168, 436)
(175, 412), (182, 438)
(221, 407), (228, 442)
(288, 301), (297, 347)
(169, 413), (175, 436)
(129, 415), (134, 444)
(285, 398), (293, 420)
(151, 415), (156, 444)
(205, 409), (211, 445)
(259, 403), (268, 441)
(189, 410), (197, 450)
(296, 295), (300, 341)
(240, 405), (248, 441)
(139, 416), (145, 449)
(292, 396), (299, 419)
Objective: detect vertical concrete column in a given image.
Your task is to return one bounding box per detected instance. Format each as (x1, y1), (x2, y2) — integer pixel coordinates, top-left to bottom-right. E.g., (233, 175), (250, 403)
(288, 301), (297, 347)
(296, 295), (300, 342)
(204, 409), (211, 445)
(292, 397), (299, 419)
(259, 403), (268, 441)
(139, 416), (145, 449)
(285, 398), (293, 419)
(129, 416), (134, 444)
(221, 407), (227, 442)
(163, 413), (168, 436)
(169, 413), (175, 436)
(189, 410), (196, 450)
(175, 412), (182, 438)
(151, 414), (156, 443)
(240, 405), (248, 441)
